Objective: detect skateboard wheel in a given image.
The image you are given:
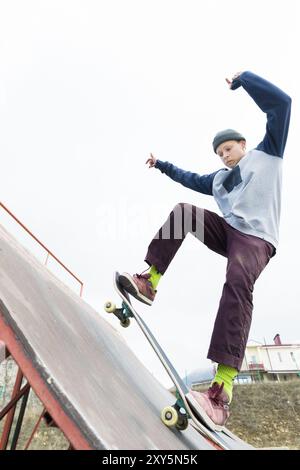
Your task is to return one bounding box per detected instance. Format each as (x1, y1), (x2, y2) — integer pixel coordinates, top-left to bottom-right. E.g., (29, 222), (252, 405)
(104, 301), (116, 313)
(120, 318), (130, 328)
(161, 406), (178, 427)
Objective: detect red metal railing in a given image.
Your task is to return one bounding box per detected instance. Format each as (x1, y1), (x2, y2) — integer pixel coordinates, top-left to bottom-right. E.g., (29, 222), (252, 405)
(0, 201), (83, 297)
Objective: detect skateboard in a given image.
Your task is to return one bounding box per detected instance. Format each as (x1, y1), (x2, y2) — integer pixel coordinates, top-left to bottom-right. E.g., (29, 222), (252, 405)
(104, 272), (251, 450)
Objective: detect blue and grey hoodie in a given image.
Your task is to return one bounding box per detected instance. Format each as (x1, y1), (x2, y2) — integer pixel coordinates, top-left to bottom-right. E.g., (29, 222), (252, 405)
(155, 71), (291, 250)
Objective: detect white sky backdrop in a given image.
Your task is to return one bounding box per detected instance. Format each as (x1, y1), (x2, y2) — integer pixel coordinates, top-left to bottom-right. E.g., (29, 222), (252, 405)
(0, 0), (299, 387)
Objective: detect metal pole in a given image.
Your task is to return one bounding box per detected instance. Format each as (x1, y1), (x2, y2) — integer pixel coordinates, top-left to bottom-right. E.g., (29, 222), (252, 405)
(0, 383), (30, 421)
(10, 386), (30, 450)
(0, 368), (23, 449)
(0, 201), (84, 296)
(24, 409), (46, 450)
(45, 251), (50, 266)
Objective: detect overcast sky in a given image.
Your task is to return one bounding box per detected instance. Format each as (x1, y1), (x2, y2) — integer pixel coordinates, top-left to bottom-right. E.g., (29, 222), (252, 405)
(1, 0), (299, 388)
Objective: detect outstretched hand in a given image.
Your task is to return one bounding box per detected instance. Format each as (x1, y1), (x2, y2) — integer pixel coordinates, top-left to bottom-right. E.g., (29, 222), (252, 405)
(226, 72), (242, 89)
(146, 153), (157, 168)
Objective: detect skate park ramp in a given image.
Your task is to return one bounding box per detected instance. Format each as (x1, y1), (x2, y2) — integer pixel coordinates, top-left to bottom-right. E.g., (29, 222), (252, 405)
(0, 223), (250, 450)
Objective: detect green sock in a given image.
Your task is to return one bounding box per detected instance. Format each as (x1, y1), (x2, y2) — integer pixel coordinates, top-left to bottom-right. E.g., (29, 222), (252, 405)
(148, 265), (162, 290)
(212, 364), (238, 404)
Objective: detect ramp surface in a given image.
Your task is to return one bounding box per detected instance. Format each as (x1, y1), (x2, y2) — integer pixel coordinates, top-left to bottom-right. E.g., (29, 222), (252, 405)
(0, 224), (217, 449)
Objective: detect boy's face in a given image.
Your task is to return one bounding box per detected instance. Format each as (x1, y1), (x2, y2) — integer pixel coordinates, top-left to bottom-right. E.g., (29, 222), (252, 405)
(216, 140), (246, 169)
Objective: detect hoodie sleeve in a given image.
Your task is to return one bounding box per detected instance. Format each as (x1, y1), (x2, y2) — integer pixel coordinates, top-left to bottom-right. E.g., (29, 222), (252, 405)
(155, 160), (219, 195)
(231, 71), (291, 158)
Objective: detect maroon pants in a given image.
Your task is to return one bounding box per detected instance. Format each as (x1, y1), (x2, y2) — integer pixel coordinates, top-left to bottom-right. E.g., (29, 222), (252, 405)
(145, 203), (274, 370)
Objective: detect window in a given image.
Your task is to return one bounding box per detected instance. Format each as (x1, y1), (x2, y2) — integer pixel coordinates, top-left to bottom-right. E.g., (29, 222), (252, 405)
(290, 352), (296, 362)
(290, 352), (300, 369)
(278, 352), (282, 362)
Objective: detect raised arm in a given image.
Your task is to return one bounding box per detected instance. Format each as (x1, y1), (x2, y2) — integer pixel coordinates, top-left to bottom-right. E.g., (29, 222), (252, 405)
(154, 160), (219, 195)
(230, 71), (291, 158)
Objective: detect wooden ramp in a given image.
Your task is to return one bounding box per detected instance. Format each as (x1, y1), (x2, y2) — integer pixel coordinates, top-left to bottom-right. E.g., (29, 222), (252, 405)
(0, 223), (218, 450)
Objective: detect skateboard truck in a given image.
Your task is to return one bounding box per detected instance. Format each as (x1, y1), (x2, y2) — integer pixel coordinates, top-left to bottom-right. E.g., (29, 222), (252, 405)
(104, 300), (133, 328)
(161, 390), (189, 431)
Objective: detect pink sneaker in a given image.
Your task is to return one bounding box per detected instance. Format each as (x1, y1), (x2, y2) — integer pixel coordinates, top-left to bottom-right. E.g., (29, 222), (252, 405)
(188, 382), (230, 431)
(119, 272), (156, 306)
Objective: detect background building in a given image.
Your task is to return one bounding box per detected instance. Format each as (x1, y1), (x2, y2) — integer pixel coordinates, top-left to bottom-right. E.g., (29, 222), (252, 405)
(239, 334), (300, 383)
(184, 334), (300, 387)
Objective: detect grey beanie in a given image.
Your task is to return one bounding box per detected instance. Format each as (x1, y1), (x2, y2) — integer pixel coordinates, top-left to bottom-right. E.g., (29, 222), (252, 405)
(213, 129), (246, 154)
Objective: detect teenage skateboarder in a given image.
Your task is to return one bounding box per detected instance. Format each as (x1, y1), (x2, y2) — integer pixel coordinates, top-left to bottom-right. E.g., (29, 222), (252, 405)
(119, 71), (291, 429)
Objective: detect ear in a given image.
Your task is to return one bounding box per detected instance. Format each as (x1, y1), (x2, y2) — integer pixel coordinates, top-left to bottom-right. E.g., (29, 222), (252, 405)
(241, 140), (246, 151)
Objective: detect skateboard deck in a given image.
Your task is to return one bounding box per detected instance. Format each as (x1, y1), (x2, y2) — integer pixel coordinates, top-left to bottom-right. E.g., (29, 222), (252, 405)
(104, 272), (252, 450)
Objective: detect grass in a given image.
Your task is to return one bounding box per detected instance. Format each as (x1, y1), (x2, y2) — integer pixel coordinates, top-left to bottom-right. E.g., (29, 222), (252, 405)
(193, 380), (300, 449)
